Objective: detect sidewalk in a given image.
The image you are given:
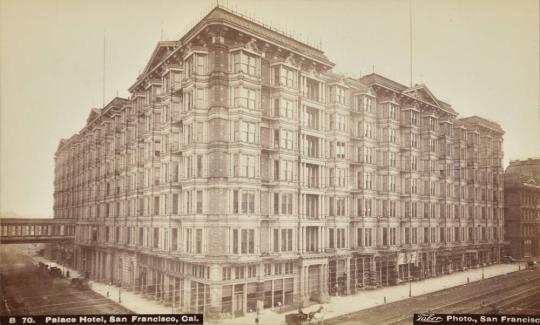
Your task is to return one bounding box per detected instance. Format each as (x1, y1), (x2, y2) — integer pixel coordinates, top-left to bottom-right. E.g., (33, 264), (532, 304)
(217, 263), (524, 325)
(33, 254), (524, 325)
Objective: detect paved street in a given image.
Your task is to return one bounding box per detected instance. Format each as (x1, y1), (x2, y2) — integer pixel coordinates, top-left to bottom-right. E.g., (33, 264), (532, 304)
(3, 245), (538, 324)
(0, 244), (130, 315)
(326, 267), (540, 325)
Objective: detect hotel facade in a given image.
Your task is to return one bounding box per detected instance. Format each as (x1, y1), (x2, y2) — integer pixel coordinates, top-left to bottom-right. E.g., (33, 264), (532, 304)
(53, 6), (505, 318)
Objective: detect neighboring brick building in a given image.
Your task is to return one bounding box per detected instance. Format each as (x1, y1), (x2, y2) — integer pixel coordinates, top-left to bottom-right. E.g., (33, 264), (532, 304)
(505, 159), (540, 259)
(53, 5), (505, 318)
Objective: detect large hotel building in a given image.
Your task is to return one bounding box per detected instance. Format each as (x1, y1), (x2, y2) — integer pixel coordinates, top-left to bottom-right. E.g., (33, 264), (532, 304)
(53, 5), (505, 318)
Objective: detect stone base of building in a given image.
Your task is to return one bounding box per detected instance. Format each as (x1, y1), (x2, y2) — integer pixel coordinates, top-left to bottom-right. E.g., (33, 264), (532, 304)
(66, 244), (503, 318)
(204, 307), (222, 322)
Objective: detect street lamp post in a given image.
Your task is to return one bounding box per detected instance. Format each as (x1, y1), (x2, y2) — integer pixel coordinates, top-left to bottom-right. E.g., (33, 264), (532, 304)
(119, 265), (123, 303)
(482, 263), (485, 280)
(171, 281), (175, 313)
(408, 252), (412, 297)
(82, 257), (86, 277)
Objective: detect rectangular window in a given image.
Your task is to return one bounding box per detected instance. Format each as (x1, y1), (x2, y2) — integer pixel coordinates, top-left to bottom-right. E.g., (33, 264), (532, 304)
(197, 155), (203, 177)
(287, 229), (293, 251)
(196, 191), (203, 214)
(241, 229), (248, 254)
(222, 267), (231, 280)
(248, 229), (255, 254)
(233, 229), (238, 254)
(153, 228), (159, 248)
(154, 196), (159, 215)
(196, 229), (202, 254)
(337, 229), (345, 248)
(235, 266), (244, 279)
(273, 229), (279, 252)
(274, 193), (279, 215)
(405, 228), (410, 245)
(240, 191), (255, 214)
(281, 229), (287, 252)
(365, 228), (372, 247)
(241, 121), (257, 143)
(233, 190), (239, 214)
(172, 228), (178, 251)
(186, 229), (193, 252)
(248, 265), (257, 278)
(336, 142), (345, 159)
(172, 194), (179, 214)
(233, 51), (259, 76)
(264, 264), (271, 276)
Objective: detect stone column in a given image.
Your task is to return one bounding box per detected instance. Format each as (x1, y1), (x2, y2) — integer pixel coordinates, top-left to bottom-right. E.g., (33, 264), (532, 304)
(432, 252), (437, 276)
(206, 284), (221, 319)
(320, 263), (329, 302)
(255, 229), (259, 254)
(171, 277), (177, 310)
(302, 266), (309, 306)
(155, 271), (160, 301)
(300, 227), (304, 253)
(162, 272), (166, 303)
(318, 227), (322, 252)
(318, 264), (324, 301)
(103, 252), (108, 281)
(94, 250), (99, 279)
(298, 265), (304, 305)
(205, 264), (221, 318)
(101, 251), (106, 281)
(95, 252), (99, 280)
(107, 253), (113, 283)
(164, 275), (170, 306)
(322, 227), (325, 252)
(345, 257), (351, 295)
(184, 278), (191, 312)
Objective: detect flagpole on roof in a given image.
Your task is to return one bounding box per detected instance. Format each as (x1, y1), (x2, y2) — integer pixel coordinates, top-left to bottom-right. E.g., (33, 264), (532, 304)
(102, 30), (106, 107)
(409, 0), (413, 87)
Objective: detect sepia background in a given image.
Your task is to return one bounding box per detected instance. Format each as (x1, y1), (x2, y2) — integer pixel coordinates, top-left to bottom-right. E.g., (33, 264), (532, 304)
(1, 0), (539, 218)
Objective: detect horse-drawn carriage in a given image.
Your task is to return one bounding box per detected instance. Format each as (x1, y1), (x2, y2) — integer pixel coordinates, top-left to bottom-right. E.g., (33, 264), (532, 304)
(70, 277), (90, 289)
(283, 306), (324, 325)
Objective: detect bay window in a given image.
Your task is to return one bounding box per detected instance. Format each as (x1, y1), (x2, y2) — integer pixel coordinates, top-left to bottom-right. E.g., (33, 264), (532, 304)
(232, 51), (260, 76)
(233, 87), (259, 110)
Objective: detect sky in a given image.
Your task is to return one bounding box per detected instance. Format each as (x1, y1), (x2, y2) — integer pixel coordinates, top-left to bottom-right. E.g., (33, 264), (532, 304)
(1, 0), (539, 218)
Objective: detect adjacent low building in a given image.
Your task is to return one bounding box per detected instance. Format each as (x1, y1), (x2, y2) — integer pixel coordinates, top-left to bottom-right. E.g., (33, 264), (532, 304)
(505, 159), (540, 259)
(53, 5), (505, 318)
